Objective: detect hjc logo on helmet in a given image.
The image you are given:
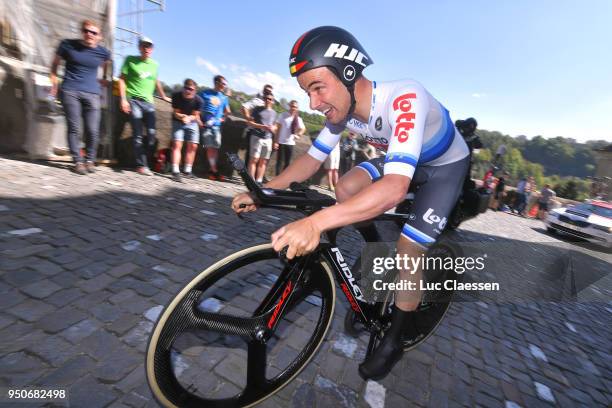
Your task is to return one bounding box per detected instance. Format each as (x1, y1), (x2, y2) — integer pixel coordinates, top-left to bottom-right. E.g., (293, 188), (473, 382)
(324, 43), (369, 67)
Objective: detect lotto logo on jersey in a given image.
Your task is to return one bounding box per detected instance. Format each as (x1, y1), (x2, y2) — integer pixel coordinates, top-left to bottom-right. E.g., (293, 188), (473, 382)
(324, 43), (369, 67)
(392, 93), (417, 143)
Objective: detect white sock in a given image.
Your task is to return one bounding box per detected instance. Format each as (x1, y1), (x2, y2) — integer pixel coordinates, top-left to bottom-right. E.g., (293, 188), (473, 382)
(172, 164), (180, 173)
(256, 178), (263, 183)
(208, 158), (216, 168)
(184, 164), (192, 173)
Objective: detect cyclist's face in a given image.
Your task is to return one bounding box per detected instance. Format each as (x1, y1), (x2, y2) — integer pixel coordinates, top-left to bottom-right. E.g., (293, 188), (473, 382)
(298, 67), (350, 125)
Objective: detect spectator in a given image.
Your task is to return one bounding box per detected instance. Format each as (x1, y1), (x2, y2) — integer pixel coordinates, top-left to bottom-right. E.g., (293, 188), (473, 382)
(325, 142), (340, 191)
(118, 36), (171, 176)
(242, 84), (274, 169)
(169, 78), (202, 182)
(49, 19), (111, 175)
(538, 184), (556, 220)
(241, 84), (274, 119)
(340, 132), (359, 175)
(455, 117), (482, 153)
(483, 168), (496, 191)
(494, 176), (506, 211)
(199, 75), (231, 180)
(455, 117), (482, 186)
(247, 94), (277, 183)
(274, 100), (305, 175)
(354, 139), (377, 164)
(512, 177), (528, 215)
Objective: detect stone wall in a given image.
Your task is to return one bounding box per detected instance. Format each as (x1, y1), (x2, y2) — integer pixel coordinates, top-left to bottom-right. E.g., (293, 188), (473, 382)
(114, 97), (329, 184)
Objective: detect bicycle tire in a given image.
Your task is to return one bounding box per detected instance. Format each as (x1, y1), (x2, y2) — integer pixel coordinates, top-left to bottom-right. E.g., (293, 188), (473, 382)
(146, 243), (336, 408)
(344, 241), (463, 351)
(396, 240), (463, 351)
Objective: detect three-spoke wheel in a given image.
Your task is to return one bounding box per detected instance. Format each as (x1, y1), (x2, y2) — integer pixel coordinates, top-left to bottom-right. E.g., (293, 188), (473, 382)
(146, 244), (336, 408)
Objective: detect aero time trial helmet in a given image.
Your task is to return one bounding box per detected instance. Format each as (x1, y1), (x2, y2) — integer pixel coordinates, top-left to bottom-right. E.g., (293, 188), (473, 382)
(289, 26), (373, 87)
(289, 26), (373, 116)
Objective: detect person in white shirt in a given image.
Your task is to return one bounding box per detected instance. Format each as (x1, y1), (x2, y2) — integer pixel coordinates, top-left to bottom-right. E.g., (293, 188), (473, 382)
(274, 100), (305, 175)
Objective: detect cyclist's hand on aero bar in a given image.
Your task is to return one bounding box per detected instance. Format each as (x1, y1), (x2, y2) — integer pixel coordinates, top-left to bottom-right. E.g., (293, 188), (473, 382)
(271, 218), (321, 259)
(231, 192), (258, 214)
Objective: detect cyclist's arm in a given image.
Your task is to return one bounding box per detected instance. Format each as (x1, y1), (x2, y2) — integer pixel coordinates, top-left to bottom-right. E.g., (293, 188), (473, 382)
(264, 154), (321, 189)
(311, 174), (411, 230)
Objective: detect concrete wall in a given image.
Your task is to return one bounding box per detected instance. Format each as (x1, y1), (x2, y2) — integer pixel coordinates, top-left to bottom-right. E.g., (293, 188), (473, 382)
(0, 0), (109, 155)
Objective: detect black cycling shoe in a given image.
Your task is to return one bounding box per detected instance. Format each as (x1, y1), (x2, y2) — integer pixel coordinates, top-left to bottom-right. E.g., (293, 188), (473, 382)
(359, 306), (416, 380)
(358, 331), (404, 381)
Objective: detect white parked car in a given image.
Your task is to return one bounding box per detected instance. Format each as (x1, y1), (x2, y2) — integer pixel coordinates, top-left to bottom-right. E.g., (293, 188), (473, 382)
(544, 200), (612, 247)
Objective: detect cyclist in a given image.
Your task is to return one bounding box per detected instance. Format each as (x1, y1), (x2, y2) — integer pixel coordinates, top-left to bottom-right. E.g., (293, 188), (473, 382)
(231, 26), (470, 380)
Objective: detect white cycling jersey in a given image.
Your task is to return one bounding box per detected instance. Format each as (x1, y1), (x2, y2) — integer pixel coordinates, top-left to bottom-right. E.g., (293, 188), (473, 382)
(307, 79), (469, 179)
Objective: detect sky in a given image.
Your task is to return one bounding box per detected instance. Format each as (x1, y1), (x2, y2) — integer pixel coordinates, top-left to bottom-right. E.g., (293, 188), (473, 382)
(115, 0), (612, 143)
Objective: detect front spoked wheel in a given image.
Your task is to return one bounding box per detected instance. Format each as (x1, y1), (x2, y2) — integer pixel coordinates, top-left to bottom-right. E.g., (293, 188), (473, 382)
(146, 244), (336, 408)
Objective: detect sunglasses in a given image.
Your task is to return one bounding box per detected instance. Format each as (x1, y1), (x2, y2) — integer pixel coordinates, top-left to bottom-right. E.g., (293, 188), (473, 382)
(82, 28), (99, 36)
(184, 87), (196, 92)
(265, 98), (274, 102)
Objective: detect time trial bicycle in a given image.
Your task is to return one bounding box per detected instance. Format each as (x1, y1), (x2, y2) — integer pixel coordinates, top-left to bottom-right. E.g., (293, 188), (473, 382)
(146, 153), (463, 407)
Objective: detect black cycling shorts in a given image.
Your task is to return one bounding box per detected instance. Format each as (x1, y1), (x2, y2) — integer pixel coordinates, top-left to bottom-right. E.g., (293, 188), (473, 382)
(356, 156), (469, 247)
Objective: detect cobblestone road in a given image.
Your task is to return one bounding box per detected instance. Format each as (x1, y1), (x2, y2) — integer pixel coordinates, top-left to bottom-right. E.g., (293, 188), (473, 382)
(1, 157), (610, 408)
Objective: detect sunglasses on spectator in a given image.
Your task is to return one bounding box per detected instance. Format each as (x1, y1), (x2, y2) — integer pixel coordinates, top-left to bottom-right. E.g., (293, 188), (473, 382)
(265, 97), (274, 101)
(82, 28), (99, 36)
(184, 87), (196, 92)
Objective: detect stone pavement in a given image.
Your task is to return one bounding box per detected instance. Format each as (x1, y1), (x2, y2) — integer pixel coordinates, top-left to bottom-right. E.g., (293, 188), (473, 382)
(0, 156), (610, 408)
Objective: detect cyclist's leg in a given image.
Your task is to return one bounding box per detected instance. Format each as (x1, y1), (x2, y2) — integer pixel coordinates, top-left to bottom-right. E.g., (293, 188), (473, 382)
(396, 157), (469, 309)
(334, 158), (381, 203)
(360, 157), (469, 380)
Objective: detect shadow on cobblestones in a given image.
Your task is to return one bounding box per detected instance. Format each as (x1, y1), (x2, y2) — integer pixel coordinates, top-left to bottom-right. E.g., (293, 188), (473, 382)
(1, 158), (611, 407)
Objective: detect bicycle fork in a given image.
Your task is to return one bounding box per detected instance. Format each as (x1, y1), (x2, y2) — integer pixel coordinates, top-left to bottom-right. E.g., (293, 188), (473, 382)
(252, 255), (311, 343)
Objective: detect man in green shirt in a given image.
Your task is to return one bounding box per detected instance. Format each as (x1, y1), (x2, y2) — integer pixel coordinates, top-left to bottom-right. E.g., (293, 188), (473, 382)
(118, 36), (170, 175)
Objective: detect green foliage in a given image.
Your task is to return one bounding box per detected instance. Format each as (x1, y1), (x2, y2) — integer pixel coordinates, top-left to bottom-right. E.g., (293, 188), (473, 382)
(477, 130), (603, 177)
(228, 98), (242, 115)
(547, 177), (591, 201)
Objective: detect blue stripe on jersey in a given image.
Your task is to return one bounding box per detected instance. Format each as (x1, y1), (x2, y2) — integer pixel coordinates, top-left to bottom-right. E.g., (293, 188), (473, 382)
(419, 106), (455, 163)
(357, 161), (381, 180)
(401, 224), (436, 243)
(312, 139), (333, 155)
(384, 152), (418, 168)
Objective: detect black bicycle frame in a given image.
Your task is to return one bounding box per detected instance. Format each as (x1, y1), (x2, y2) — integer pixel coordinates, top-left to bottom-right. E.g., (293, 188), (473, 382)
(319, 244), (380, 328)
